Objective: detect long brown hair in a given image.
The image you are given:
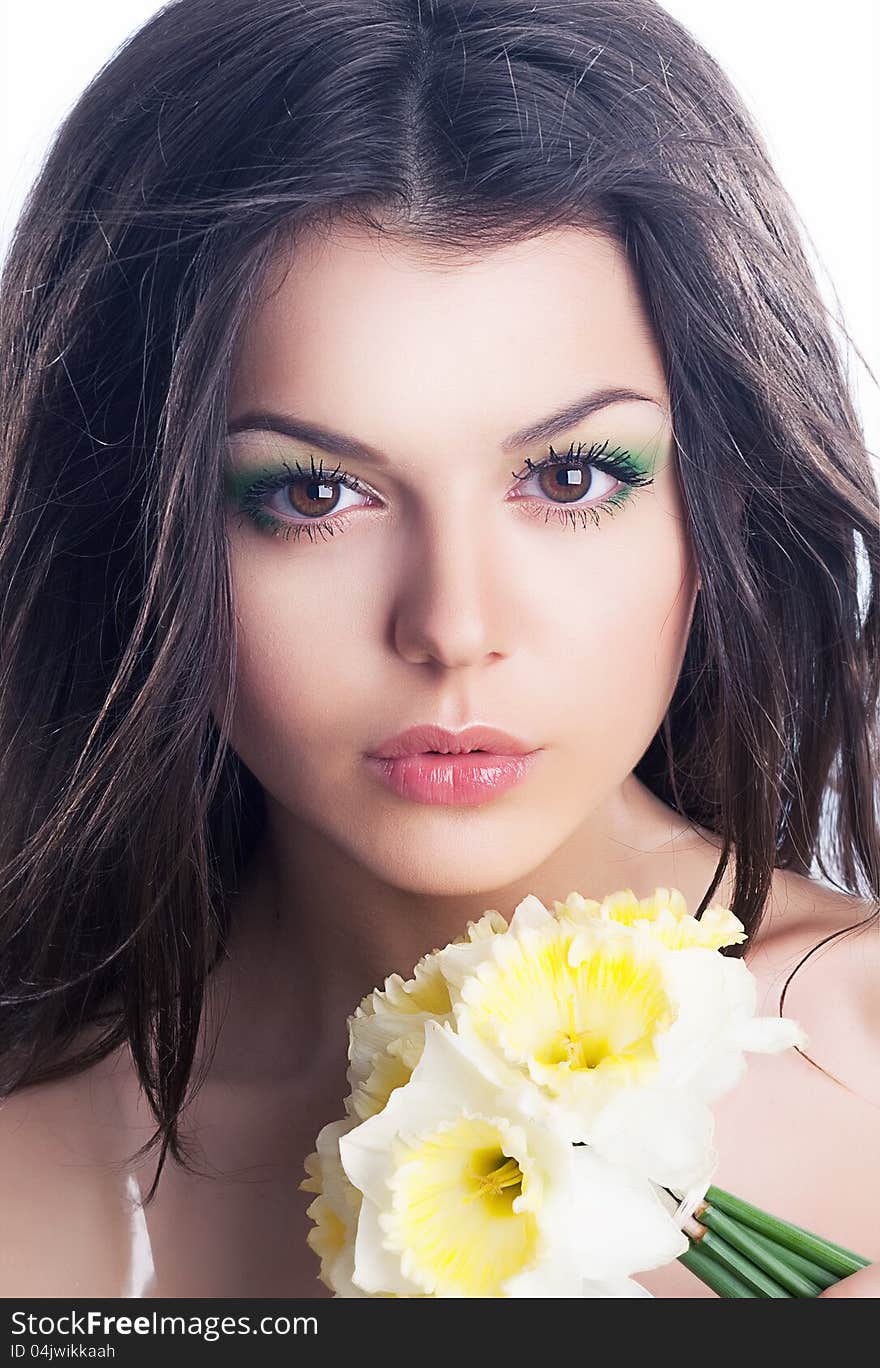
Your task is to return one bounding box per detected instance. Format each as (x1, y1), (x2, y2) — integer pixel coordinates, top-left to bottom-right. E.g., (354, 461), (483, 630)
(1, 0), (877, 1204)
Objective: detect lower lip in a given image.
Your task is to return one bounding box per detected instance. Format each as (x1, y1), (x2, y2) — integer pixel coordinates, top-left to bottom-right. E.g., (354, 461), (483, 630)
(365, 750), (541, 806)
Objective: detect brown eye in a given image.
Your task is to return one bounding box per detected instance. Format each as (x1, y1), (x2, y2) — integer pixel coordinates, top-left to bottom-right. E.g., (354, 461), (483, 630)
(518, 458), (620, 507)
(282, 476), (345, 519)
(510, 439), (653, 514)
(508, 440), (654, 531)
(234, 455), (374, 540)
(533, 462), (605, 504)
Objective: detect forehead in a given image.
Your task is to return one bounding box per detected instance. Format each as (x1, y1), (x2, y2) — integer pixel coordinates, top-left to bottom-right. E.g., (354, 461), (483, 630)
(228, 224), (668, 448)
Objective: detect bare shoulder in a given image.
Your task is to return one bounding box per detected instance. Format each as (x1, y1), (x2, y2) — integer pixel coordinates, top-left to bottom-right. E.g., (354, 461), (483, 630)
(0, 1045), (138, 1296)
(759, 865), (879, 988)
(756, 866), (880, 1096)
(762, 864), (875, 936)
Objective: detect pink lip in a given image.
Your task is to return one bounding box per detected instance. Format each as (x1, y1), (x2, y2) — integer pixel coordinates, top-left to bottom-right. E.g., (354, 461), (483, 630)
(365, 724), (542, 806)
(368, 723), (537, 759)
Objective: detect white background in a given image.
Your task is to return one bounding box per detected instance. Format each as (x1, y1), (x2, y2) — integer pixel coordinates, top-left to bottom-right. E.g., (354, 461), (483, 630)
(1, 1), (878, 454)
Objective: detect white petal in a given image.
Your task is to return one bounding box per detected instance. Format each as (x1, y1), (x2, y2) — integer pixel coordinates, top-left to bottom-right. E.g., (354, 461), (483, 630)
(688, 1046), (748, 1103)
(350, 1196), (419, 1296)
(314, 1116), (362, 1221)
(556, 1145), (688, 1277)
(588, 1088), (718, 1190)
(508, 892), (558, 933)
(348, 1009), (425, 1085)
(730, 1014), (808, 1053)
(651, 949), (740, 1077)
(501, 1250), (586, 1298)
(433, 936), (498, 993)
(327, 1242), (369, 1298)
(503, 1257), (654, 1298)
(404, 1018), (512, 1111)
(449, 1004), (527, 1085)
(338, 1122), (395, 1208)
(582, 1275), (655, 1297)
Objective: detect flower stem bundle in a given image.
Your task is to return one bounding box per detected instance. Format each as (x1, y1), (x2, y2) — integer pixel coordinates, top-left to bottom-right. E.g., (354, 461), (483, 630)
(677, 1184), (869, 1297)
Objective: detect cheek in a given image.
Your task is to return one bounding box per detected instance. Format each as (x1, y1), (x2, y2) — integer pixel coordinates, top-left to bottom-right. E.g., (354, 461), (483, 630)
(576, 547), (695, 674)
(543, 517), (697, 765)
(221, 542), (372, 795)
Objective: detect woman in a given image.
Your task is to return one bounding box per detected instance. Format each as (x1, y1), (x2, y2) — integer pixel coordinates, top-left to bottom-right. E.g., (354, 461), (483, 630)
(0, 0), (877, 1298)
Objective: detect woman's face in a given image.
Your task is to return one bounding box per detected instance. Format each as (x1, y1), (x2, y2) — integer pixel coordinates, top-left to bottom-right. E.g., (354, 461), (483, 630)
(222, 224), (700, 895)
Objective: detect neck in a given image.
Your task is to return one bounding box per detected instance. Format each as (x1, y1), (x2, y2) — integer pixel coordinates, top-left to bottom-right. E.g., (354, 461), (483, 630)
(203, 774), (733, 1086)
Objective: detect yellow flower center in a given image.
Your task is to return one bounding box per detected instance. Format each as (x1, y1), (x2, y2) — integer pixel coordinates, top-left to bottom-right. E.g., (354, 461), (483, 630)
(464, 926), (676, 1086)
(385, 1116), (540, 1296)
(464, 1150), (524, 1212)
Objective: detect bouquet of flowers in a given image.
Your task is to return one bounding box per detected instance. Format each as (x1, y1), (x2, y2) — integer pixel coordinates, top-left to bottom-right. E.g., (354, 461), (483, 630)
(300, 886), (869, 1297)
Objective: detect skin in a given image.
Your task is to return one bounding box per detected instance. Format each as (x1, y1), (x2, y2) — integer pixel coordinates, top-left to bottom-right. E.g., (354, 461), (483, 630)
(1, 224), (877, 1298)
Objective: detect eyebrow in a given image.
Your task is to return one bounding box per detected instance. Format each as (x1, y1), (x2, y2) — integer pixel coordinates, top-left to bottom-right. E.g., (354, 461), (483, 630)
(225, 386), (662, 464)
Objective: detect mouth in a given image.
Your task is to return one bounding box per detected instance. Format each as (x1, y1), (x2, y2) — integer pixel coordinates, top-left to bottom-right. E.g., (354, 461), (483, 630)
(364, 748), (542, 807)
(368, 723), (538, 760)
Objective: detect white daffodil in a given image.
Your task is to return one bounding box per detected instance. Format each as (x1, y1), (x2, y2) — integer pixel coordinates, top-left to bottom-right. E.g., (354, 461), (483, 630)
(336, 1019), (687, 1297)
(437, 897), (680, 1128)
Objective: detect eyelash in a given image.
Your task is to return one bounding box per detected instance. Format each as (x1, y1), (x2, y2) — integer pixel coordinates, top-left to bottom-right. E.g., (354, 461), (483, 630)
(229, 439), (654, 544)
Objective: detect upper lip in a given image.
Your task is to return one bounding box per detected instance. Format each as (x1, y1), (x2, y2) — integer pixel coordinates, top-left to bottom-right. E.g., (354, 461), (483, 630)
(368, 724), (538, 759)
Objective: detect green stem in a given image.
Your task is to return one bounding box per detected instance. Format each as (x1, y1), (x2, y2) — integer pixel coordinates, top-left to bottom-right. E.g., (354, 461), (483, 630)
(743, 1226), (839, 1293)
(678, 1243), (759, 1298)
(704, 1186), (869, 1279)
(699, 1206), (820, 1296)
(698, 1229), (793, 1297)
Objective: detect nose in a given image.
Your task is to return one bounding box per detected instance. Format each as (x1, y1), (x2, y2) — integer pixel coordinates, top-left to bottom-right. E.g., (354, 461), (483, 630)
(390, 502), (512, 669)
